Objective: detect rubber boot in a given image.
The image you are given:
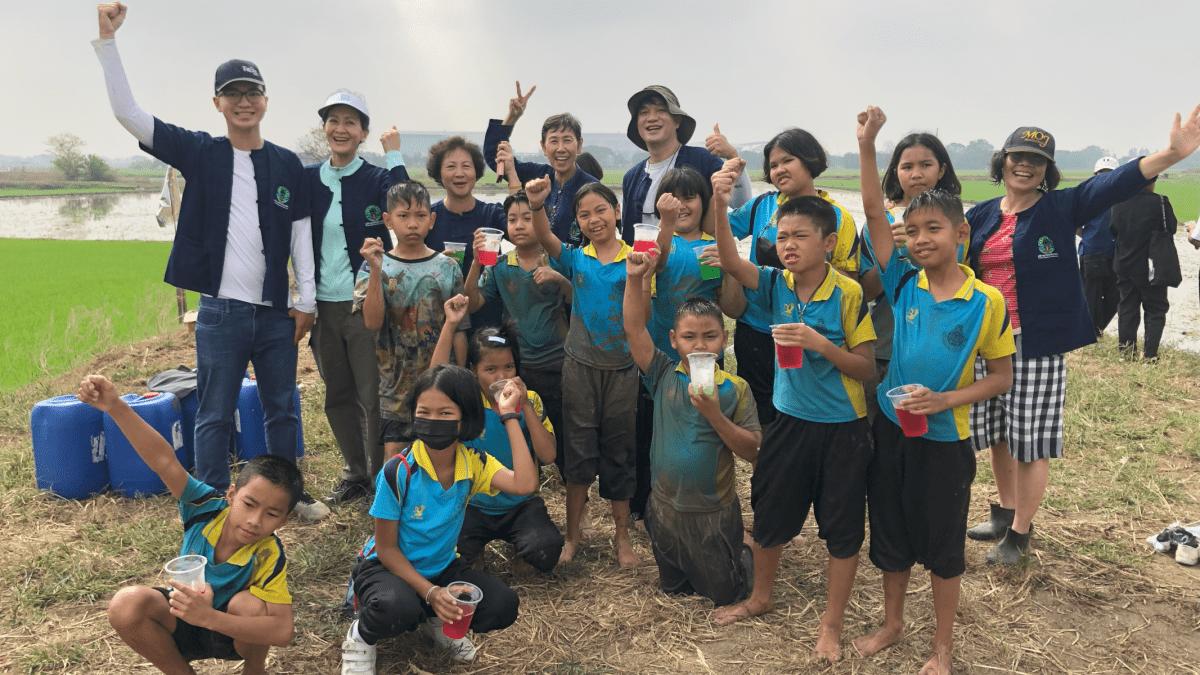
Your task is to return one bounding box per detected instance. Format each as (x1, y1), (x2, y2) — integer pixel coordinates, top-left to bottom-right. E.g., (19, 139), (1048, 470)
(967, 503), (1014, 541)
(986, 526), (1033, 565)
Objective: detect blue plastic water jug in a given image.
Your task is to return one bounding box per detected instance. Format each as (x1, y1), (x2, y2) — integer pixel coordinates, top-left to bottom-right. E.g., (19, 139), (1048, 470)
(235, 379), (305, 461)
(30, 395), (109, 499)
(106, 392), (185, 498)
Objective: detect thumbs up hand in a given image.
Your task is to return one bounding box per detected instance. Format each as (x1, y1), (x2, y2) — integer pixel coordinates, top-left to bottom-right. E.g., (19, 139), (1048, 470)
(705, 122), (738, 160)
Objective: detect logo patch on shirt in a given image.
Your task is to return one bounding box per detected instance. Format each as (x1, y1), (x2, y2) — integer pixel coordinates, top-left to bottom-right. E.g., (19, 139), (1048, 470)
(944, 324), (967, 349)
(782, 303), (795, 317)
(1037, 236), (1058, 259)
(275, 186), (291, 208)
(907, 308), (919, 324)
(256, 549), (269, 562)
(569, 220), (581, 242)
(411, 505), (425, 520)
(365, 205), (382, 223)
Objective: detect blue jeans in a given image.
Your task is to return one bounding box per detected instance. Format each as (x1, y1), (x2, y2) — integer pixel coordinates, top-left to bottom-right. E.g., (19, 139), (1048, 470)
(194, 297), (298, 491)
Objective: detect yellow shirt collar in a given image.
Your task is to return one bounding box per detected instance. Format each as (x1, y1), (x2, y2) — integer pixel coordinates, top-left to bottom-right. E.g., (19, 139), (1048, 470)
(916, 264), (978, 301)
(201, 508), (260, 566)
(582, 240), (631, 262)
(781, 262), (837, 302)
(410, 439), (471, 483)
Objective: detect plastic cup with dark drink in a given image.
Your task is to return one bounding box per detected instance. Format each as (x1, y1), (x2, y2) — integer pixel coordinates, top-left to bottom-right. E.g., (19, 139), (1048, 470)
(886, 385), (929, 437)
(443, 241), (467, 265)
(477, 229), (504, 266)
(769, 324), (804, 369)
(633, 224), (660, 256)
(695, 247), (721, 280)
(441, 581), (482, 639)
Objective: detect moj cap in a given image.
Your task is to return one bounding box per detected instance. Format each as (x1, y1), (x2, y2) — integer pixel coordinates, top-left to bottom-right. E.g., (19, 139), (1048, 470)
(319, 90), (370, 130)
(1093, 156), (1119, 173)
(1002, 126), (1055, 163)
(626, 85), (696, 151)
(215, 59), (265, 94)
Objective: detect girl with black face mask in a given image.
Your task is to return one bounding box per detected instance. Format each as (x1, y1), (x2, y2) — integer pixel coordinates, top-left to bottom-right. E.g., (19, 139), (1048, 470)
(342, 356), (538, 670)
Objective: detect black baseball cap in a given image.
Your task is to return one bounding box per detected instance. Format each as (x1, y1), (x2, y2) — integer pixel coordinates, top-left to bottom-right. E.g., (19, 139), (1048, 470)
(1002, 126), (1055, 163)
(214, 59), (265, 94)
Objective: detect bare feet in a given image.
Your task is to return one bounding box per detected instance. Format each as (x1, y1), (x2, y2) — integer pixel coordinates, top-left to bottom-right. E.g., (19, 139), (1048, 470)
(919, 645), (952, 675)
(579, 505), (600, 540)
(632, 519), (647, 533)
(852, 624), (903, 657)
(616, 539), (639, 568)
(791, 533), (807, 545)
(712, 597), (774, 626)
(559, 540), (579, 563)
(814, 623), (842, 662)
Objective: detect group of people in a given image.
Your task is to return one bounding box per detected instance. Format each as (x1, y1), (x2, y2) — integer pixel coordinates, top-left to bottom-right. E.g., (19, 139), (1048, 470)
(85, 4), (1199, 675)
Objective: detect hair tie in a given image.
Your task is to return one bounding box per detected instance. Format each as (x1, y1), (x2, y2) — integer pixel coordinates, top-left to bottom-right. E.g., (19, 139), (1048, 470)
(487, 336), (507, 345)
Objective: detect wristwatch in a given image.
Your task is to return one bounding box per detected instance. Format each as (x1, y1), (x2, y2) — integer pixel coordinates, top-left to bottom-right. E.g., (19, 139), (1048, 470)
(499, 412), (521, 422)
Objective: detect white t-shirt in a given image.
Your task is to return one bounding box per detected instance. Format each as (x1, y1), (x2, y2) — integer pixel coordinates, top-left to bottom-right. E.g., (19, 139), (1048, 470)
(641, 148), (681, 227)
(219, 149), (269, 305)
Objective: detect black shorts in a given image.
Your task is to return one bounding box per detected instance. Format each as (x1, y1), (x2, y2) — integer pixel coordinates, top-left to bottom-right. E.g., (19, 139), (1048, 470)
(457, 497), (564, 574)
(867, 414), (976, 579)
(646, 493), (751, 607)
(561, 356), (638, 500)
(750, 414), (871, 556)
(733, 322), (777, 426)
(154, 588), (241, 662)
(379, 418), (408, 445)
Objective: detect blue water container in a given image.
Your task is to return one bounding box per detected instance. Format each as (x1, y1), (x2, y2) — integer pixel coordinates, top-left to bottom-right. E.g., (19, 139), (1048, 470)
(236, 379), (305, 461)
(30, 395), (110, 499)
(106, 392), (185, 498)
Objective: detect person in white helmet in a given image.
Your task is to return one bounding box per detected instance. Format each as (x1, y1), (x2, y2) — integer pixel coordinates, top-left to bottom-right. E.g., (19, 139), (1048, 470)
(1076, 156), (1122, 337)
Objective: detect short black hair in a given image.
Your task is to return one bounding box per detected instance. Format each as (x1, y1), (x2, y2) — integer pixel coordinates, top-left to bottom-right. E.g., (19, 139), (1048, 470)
(468, 322), (522, 374)
(503, 189), (529, 216)
(882, 133), (961, 203)
(775, 195), (837, 239)
(541, 113), (582, 142)
(386, 180), (431, 211)
(654, 166), (711, 223)
(989, 150), (1061, 193)
(401, 365), (486, 442)
(903, 188), (965, 227)
(572, 181), (619, 219)
(763, 128), (827, 185)
(234, 454), (305, 512)
(427, 136), (486, 186)
(674, 296), (724, 328)
(575, 152), (603, 180)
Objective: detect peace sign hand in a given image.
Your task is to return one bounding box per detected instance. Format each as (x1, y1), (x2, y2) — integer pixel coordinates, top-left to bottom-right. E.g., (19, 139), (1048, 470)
(505, 81), (537, 124)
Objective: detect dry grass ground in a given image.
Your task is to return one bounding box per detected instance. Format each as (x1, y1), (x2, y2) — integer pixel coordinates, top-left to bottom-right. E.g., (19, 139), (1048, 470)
(0, 327), (1196, 674)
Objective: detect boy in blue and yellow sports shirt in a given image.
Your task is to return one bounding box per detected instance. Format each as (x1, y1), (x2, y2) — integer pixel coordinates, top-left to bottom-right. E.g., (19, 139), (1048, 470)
(78, 375), (301, 675)
(623, 252), (761, 608)
(853, 107), (1015, 675)
(342, 365), (538, 671)
(711, 161), (876, 665)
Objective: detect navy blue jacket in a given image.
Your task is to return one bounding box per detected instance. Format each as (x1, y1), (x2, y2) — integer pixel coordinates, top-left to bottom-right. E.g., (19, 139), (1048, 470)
(967, 159), (1150, 358)
(482, 119), (597, 247)
(620, 145), (724, 243)
(305, 160), (409, 289)
(141, 118), (310, 313)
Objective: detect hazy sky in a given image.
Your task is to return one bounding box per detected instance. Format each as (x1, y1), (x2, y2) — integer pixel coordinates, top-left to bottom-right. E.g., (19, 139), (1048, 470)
(6, 0), (1198, 159)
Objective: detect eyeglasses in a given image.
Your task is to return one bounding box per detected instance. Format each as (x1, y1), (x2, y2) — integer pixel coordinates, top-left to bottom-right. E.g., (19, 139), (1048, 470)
(218, 89), (265, 103)
(1007, 151), (1048, 167)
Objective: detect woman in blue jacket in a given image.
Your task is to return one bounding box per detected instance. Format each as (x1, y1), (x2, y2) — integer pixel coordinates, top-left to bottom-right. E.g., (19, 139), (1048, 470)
(965, 107), (1199, 564)
(306, 90), (410, 506)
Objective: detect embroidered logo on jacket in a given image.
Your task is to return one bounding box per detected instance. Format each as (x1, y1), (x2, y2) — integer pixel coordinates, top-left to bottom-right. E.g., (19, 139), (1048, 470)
(1037, 236), (1058, 259)
(365, 205), (382, 223)
(275, 186), (291, 208)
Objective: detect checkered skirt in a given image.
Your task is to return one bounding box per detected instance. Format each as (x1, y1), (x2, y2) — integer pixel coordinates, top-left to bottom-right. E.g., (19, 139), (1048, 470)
(970, 334), (1067, 461)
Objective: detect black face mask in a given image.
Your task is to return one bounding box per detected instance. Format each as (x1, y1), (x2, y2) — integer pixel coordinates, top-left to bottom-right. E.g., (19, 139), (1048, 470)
(412, 418), (459, 450)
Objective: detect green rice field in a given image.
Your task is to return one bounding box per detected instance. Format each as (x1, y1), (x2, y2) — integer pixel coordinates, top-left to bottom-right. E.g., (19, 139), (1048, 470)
(0, 240), (197, 391)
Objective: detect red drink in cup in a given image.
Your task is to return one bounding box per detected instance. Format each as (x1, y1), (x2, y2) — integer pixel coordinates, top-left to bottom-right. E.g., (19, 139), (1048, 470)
(769, 324), (804, 369)
(634, 224), (660, 256)
(441, 582), (482, 639)
(885, 385), (929, 437)
(478, 228), (504, 267)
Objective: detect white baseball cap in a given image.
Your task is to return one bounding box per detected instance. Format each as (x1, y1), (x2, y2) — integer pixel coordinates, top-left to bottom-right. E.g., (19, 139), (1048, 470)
(1093, 157), (1119, 174)
(318, 90), (370, 129)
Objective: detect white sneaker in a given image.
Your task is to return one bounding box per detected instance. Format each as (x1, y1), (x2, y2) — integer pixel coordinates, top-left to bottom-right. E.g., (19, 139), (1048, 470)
(293, 492), (331, 522)
(341, 622), (376, 675)
(422, 619), (477, 662)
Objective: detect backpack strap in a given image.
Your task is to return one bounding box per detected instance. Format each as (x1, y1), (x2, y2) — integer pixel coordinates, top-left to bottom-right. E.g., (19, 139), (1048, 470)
(748, 192), (772, 232)
(382, 445), (417, 507)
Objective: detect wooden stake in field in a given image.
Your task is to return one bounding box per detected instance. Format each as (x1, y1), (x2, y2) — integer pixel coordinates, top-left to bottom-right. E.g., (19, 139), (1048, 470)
(158, 168), (188, 324)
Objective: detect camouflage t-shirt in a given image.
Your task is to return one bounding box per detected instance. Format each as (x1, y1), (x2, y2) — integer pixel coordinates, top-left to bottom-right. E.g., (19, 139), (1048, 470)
(353, 252), (468, 420)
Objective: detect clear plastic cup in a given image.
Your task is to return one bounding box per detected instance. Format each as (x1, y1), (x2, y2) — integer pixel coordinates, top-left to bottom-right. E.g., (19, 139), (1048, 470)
(477, 229), (504, 266)
(441, 581), (482, 639)
(488, 379), (509, 395)
(443, 241), (467, 265)
(164, 554), (207, 592)
(687, 352), (717, 396)
(633, 224), (660, 256)
(769, 323), (804, 369)
(885, 385), (929, 437)
(694, 247), (721, 280)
